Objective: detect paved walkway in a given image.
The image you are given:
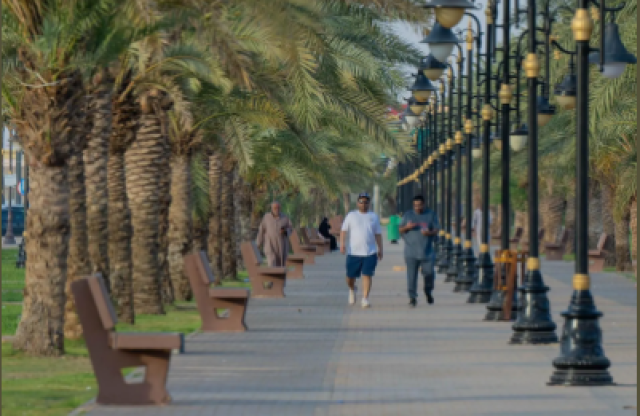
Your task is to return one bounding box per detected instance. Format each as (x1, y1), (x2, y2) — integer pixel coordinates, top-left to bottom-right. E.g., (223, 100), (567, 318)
(79, 239), (636, 416)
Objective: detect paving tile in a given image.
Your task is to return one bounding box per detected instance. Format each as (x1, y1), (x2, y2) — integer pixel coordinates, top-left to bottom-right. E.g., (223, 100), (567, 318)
(81, 236), (637, 416)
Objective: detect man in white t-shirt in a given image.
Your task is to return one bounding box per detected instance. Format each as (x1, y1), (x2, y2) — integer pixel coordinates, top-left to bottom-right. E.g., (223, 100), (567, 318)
(340, 193), (383, 308)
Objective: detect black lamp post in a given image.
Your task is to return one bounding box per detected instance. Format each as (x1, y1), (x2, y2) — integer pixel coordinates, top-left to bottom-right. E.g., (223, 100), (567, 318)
(455, 16), (483, 293)
(446, 53), (465, 284)
(508, 0), (558, 345)
(467, 0), (497, 304)
(436, 81), (450, 273)
(548, 0), (636, 386)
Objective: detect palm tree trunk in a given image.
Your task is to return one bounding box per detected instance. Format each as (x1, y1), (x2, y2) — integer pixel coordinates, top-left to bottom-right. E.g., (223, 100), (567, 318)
(85, 72), (111, 285)
(158, 129), (174, 305)
(108, 149), (134, 323)
(208, 153), (223, 284)
(343, 192), (351, 214)
(540, 196), (565, 248)
(490, 205), (501, 236)
(235, 168), (252, 270)
(108, 75), (136, 323)
(588, 180), (603, 249)
(13, 69), (84, 356)
(168, 154), (193, 301)
(515, 210), (528, 244)
(564, 187), (576, 255)
(614, 210), (632, 271)
(126, 93), (165, 315)
(630, 197), (637, 261)
(64, 151), (91, 339)
(13, 164), (70, 356)
(601, 184), (617, 267)
(221, 158), (237, 280)
(192, 152), (209, 253)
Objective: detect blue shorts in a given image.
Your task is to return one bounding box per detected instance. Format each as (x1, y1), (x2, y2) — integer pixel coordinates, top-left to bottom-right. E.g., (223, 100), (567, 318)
(346, 254), (378, 278)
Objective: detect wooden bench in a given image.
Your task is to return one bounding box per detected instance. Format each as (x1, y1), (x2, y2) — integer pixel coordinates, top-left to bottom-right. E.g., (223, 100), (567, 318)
(544, 229), (569, 261)
(299, 228), (326, 255)
(183, 251), (249, 332)
(306, 227), (331, 253)
(289, 229), (318, 265)
(285, 251), (307, 279)
(72, 275), (184, 405)
(588, 233), (610, 273)
(240, 241), (287, 298)
(520, 228), (544, 252)
(509, 227), (524, 250)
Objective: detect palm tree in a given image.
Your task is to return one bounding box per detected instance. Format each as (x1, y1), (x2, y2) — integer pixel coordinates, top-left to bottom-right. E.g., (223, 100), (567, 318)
(4, 0), (107, 356)
(221, 157), (237, 280)
(167, 111), (198, 301)
(208, 151), (224, 284)
(126, 90), (170, 314)
(85, 69), (112, 287)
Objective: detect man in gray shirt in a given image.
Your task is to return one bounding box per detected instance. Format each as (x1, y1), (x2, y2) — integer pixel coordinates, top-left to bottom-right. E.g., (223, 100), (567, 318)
(399, 195), (440, 307)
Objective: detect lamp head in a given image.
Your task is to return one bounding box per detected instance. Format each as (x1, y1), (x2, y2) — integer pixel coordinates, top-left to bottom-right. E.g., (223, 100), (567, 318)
(588, 22), (637, 79)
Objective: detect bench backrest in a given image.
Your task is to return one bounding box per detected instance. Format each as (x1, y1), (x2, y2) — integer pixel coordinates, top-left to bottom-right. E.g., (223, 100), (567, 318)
(558, 228), (569, 244)
(289, 229), (304, 252)
(86, 274), (118, 331)
(513, 227), (523, 239)
(299, 228), (312, 245)
(596, 233), (608, 251)
(183, 251), (215, 326)
(240, 241), (261, 273)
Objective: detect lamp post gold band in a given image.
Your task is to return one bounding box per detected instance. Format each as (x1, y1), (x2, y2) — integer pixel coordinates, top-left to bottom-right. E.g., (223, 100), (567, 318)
(573, 274), (590, 290)
(480, 244), (489, 253)
(527, 257), (540, 271)
(454, 237), (461, 244)
(446, 233), (451, 239)
(464, 240), (472, 248)
(523, 53), (540, 78)
(439, 231), (445, 236)
(572, 8), (593, 41)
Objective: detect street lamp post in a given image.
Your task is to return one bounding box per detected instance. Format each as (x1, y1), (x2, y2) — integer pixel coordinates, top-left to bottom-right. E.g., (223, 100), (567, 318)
(467, 0), (496, 304)
(549, 0), (636, 386)
(509, 0), (558, 345)
(455, 16), (483, 293)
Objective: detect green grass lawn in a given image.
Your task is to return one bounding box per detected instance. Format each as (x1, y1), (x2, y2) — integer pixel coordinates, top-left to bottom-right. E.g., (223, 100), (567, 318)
(1, 250), (251, 416)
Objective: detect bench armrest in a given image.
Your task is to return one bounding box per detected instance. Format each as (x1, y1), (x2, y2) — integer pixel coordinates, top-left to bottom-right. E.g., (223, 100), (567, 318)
(209, 288), (249, 299)
(259, 266), (287, 275)
(109, 332), (184, 351)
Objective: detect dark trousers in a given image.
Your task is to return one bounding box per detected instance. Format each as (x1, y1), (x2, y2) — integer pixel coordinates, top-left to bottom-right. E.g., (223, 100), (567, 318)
(405, 257), (435, 300)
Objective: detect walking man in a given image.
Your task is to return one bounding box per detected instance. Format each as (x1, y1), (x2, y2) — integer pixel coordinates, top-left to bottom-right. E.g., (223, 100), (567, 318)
(400, 195), (440, 307)
(256, 201), (293, 267)
(340, 193), (383, 309)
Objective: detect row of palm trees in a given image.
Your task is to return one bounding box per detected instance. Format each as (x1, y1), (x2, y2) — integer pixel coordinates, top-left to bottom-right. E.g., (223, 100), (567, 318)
(2, 0), (428, 356)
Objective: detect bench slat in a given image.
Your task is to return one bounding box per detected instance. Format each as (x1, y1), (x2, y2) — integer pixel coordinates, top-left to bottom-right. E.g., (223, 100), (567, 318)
(209, 288), (250, 299)
(109, 332), (183, 351)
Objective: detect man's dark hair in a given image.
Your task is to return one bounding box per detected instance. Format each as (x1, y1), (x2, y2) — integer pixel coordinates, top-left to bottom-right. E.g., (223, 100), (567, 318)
(413, 195), (425, 202)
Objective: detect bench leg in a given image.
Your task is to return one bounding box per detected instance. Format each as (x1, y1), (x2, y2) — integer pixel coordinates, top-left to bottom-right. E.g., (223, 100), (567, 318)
(588, 256), (606, 273)
(96, 350), (172, 405)
(302, 252), (316, 265)
(203, 297), (248, 332)
(286, 260), (304, 279)
(250, 274), (286, 298)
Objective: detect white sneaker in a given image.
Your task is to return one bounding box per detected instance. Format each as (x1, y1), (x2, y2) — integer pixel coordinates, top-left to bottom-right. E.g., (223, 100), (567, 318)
(361, 298), (371, 309)
(348, 287), (357, 305)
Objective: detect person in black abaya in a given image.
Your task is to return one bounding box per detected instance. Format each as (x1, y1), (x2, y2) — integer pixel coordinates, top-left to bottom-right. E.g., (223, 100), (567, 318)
(319, 217), (338, 251)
